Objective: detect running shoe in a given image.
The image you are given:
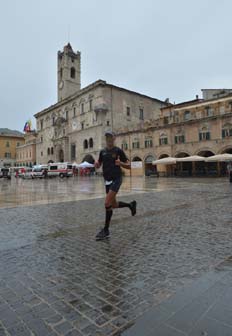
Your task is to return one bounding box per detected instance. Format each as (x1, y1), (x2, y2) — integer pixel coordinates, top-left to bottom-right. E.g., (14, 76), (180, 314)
(130, 200), (137, 216)
(96, 228), (110, 241)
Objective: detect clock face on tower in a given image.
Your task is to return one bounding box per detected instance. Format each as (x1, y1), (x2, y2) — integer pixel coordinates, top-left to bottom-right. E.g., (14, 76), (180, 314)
(72, 121), (77, 130)
(59, 80), (64, 90)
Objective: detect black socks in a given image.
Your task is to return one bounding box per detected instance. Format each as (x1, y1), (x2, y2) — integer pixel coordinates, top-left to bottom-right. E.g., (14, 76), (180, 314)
(118, 201), (131, 209)
(104, 202), (132, 231)
(104, 206), (113, 231)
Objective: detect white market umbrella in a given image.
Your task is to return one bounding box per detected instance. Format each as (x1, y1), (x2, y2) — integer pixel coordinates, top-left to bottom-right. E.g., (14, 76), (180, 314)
(77, 161), (94, 168)
(176, 155), (206, 162)
(205, 154), (232, 162)
(152, 157), (176, 165)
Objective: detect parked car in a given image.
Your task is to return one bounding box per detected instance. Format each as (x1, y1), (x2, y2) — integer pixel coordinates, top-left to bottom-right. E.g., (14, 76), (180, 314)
(0, 167), (11, 179)
(48, 162), (73, 178)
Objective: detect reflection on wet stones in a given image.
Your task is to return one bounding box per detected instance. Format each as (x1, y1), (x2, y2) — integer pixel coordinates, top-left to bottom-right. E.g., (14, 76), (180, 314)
(1, 178), (232, 335)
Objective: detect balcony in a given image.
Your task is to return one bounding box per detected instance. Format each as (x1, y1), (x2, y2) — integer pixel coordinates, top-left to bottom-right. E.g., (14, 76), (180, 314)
(94, 103), (108, 113)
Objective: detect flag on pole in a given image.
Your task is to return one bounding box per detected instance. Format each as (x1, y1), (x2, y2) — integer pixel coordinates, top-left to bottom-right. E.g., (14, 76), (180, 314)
(23, 120), (32, 133)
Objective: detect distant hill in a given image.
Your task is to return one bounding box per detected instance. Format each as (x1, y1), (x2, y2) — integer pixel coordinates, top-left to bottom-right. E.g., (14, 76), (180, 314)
(0, 128), (24, 137)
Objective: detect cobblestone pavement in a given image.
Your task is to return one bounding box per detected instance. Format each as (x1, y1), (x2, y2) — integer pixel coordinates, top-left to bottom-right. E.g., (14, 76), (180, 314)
(0, 177), (232, 335)
(123, 257), (232, 336)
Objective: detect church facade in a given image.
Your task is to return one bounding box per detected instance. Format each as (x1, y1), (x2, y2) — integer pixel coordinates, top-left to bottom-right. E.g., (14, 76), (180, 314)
(34, 43), (167, 165)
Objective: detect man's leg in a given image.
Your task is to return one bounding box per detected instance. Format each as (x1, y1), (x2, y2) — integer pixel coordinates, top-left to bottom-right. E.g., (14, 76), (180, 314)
(96, 190), (117, 240)
(110, 178), (137, 216)
(104, 190), (117, 231)
(112, 199), (137, 216)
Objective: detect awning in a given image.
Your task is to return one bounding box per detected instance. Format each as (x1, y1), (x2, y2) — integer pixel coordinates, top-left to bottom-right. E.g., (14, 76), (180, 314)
(73, 161), (95, 168)
(176, 155), (206, 162)
(152, 157), (176, 165)
(205, 154), (232, 162)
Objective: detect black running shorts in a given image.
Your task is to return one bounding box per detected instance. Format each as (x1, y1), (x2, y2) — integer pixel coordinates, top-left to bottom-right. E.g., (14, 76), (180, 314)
(105, 177), (122, 194)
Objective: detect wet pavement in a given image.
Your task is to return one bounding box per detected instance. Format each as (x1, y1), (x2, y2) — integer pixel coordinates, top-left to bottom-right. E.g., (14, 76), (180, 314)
(123, 257), (232, 336)
(0, 176), (232, 335)
(0, 176), (207, 208)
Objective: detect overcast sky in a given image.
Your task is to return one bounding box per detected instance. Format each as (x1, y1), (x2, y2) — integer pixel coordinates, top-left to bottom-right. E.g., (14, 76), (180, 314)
(1, 0), (232, 131)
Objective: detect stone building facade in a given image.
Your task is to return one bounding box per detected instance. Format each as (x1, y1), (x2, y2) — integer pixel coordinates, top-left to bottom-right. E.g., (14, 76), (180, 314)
(0, 129), (24, 167)
(116, 92), (232, 175)
(16, 131), (37, 167)
(34, 44), (167, 165)
(34, 44), (232, 176)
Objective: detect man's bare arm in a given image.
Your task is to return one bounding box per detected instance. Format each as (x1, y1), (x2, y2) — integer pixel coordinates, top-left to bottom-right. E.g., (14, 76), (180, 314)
(116, 158), (131, 170)
(121, 160), (131, 170)
(95, 160), (102, 169)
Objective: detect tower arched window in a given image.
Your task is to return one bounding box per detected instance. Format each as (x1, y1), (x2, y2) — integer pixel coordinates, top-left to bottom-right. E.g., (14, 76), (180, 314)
(89, 138), (93, 148)
(51, 147), (54, 155)
(83, 139), (88, 149)
(47, 148), (50, 155)
(70, 67), (76, 79)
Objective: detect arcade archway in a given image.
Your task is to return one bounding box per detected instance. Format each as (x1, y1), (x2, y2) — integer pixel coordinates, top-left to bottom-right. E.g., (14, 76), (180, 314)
(196, 150), (216, 176)
(144, 155), (156, 176)
(197, 150), (214, 157)
(175, 152), (191, 176)
(82, 154), (95, 164)
(158, 154), (169, 159)
(175, 152), (189, 158)
(132, 156), (142, 162)
(221, 147), (232, 154)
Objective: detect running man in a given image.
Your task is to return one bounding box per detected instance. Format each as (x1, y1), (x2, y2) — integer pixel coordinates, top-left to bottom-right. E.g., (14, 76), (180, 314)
(95, 131), (137, 240)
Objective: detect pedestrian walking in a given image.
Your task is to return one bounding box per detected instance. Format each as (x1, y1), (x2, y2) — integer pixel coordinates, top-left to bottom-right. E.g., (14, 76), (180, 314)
(43, 168), (48, 179)
(95, 131), (137, 240)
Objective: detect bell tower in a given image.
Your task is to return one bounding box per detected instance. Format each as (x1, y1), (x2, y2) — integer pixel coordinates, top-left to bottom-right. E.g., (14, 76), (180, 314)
(57, 43), (81, 102)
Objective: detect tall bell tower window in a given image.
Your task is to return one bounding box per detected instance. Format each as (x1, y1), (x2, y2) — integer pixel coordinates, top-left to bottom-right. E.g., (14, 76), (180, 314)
(70, 67), (76, 79)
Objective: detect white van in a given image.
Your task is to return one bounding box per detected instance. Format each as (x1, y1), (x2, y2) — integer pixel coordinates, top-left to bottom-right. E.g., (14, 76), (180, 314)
(31, 165), (48, 179)
(48, 162), (73, 178)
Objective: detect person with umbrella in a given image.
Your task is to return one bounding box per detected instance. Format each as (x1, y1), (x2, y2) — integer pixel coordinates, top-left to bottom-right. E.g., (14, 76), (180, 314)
(95, 131), (137, 240)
